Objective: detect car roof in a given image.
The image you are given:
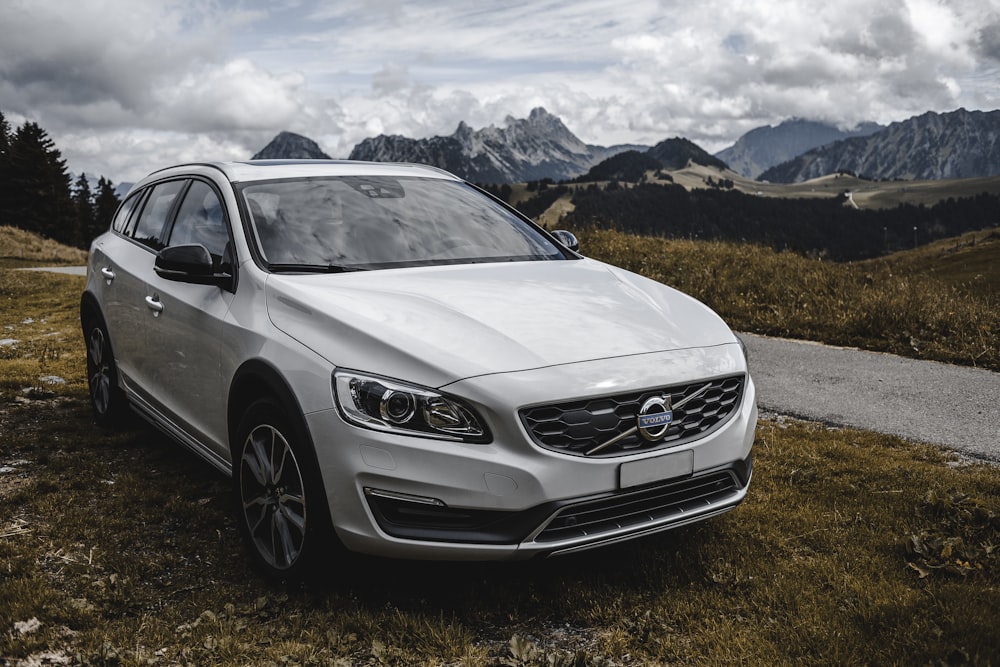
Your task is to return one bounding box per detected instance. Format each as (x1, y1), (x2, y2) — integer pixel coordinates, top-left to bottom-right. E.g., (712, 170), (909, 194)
(133, 160), (462, 190)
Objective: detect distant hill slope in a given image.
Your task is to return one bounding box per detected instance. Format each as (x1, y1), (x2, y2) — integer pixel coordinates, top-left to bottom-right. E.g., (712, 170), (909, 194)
(760, 109), (1000, 183)
(647, 137), (728, 171)
(863, 227), (1000, 295)
(715, 119), (882, 179)
(348, 107), (646, 183)
(0, 226), (89, 266)
(577, 150), (664, 182)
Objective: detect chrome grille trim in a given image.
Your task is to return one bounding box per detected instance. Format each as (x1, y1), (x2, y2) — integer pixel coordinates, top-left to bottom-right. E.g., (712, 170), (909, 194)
(520, 374), (745, 458)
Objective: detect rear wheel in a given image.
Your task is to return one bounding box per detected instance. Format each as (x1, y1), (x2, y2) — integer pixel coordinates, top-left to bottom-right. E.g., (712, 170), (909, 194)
(82, 310), (127, 427)
(234, 398), (333, 581)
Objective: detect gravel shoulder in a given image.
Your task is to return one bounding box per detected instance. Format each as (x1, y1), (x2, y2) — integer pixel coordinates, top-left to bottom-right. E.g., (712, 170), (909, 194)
(741, 333), (1000, 462)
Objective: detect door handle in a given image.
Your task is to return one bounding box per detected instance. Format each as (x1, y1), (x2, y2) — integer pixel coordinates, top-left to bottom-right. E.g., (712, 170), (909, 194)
(145, 295), (164, 316)
(101, 267), (115, 282)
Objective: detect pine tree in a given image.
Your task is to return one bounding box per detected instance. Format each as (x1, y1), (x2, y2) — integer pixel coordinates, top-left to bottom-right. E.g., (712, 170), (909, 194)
(7, 121), (75, 244)
(72, 172), (95, 248)
(0, 112), (12, 229)
(92, 177), (121, 244)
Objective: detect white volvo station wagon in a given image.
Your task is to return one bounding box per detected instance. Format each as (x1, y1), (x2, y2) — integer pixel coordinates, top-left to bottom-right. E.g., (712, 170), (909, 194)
(81, 160), (757, 580)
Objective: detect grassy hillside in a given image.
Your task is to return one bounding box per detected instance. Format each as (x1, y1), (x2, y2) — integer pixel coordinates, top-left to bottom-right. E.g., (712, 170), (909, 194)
(652, 164), (1000, 210)
(574, 227), (999, 371)
(863, 227), (1000, 295)
(0, 225), (88, 267)
(545, 163), (1000, 211)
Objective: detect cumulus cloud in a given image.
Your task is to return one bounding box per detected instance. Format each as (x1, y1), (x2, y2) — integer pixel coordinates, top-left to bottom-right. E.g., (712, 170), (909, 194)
(157, 60), (307, 131)
(1, 0), (998, 182)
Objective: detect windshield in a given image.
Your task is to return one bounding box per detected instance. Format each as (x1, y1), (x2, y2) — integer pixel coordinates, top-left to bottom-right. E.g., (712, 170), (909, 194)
(239, 176), (569, 270)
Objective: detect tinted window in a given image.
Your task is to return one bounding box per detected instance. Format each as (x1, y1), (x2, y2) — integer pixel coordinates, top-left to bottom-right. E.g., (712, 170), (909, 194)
(167, 180), (230, 268)
(111, 193), (142, 234)
(131, 180), (186, 251)
(240, 176), (566, 270)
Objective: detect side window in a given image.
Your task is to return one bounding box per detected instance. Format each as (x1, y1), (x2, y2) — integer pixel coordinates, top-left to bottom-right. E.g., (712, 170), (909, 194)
(111, 192), (142, 234)
(130, 180), (186, 251)
(166, 181), (230, 269)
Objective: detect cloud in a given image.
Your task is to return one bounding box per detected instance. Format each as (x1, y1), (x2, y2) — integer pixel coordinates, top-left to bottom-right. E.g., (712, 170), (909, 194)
(2, 0), (999, 183)
(156, 60), (308, 131)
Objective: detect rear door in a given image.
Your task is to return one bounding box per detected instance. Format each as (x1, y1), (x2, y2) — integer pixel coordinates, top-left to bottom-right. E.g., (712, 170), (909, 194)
(96, 180), (185, 395)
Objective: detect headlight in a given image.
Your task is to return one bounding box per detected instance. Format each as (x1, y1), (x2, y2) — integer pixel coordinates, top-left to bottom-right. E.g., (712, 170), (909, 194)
(333, 370), (491, 443)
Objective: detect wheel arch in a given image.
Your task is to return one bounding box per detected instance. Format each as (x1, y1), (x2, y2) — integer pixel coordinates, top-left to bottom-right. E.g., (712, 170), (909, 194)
(227, 359), (315, 458)
(228, 359), (341, 574)
(80, 291), (103, 328)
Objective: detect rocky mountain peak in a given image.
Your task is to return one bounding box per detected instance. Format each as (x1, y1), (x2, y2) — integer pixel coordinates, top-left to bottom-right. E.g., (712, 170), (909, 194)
(759, 108), (1000, 182)
(349, 109), (641, 183)
(252, 131), (331, 160)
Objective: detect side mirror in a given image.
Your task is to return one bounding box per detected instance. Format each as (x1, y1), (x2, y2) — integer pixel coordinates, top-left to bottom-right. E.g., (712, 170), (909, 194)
(155, 244), (234, 290)
(551, 229), (579, 252)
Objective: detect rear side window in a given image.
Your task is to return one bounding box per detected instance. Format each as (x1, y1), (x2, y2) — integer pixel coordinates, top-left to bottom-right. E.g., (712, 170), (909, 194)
(111, 192), (143, 234)
(130, 180), (186, 251)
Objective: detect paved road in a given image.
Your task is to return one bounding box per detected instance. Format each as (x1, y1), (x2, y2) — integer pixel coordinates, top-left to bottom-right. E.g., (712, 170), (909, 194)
(741, 333), (1000, 462)
(18, 266), (88, 276)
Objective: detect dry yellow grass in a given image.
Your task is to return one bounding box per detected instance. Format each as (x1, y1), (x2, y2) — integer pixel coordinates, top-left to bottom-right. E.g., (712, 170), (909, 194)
(0, 244), (997, 665)
(0, 225), (88, 267)
(576, 227), (999, 371)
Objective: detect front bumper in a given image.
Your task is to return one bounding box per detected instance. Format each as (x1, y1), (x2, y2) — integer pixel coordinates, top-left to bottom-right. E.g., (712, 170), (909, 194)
(307, 345), (757, 560)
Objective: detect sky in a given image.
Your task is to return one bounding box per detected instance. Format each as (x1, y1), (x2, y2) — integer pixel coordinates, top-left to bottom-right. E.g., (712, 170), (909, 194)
(2, 0), (999, 185)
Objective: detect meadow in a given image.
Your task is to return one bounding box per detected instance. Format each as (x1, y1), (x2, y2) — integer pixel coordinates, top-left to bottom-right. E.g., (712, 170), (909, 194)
(0, 228), (998, 665)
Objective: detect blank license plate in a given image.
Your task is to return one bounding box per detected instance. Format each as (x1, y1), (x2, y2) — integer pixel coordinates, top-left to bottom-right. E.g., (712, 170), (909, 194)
(619, 450), (693, 488)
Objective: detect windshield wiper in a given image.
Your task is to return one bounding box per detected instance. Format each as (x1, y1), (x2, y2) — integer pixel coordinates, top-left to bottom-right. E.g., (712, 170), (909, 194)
(267, 263), (369, 274)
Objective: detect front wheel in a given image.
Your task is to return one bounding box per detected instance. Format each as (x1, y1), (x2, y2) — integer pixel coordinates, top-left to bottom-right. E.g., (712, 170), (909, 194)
(82, 309), (127, 427)
(234, 398), (333, 581)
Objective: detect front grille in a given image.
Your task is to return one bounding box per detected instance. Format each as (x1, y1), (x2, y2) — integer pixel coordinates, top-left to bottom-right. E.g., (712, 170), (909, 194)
(535, 471), (739, 543)
(520, 375), (744, 458)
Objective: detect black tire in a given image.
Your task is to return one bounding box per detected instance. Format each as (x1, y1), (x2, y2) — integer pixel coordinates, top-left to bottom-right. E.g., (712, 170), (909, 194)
(233, 398), (335, 582)
(81, 309), (128, 427)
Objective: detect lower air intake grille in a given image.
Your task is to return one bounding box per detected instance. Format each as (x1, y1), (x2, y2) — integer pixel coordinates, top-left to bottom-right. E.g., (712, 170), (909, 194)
(535, 471), (738, 543)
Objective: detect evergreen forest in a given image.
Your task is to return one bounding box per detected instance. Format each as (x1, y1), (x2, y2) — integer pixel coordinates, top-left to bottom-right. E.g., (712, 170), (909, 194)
(0, 110), (120, 250)
(560, 182), (1000, 261)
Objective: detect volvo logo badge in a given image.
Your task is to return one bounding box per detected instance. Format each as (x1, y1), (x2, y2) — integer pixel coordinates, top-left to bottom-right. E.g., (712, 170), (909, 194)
(637, 395), (673, 441)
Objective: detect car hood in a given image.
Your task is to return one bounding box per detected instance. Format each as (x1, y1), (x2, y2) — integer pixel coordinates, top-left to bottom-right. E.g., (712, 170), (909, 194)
(265, 258), (738, 388)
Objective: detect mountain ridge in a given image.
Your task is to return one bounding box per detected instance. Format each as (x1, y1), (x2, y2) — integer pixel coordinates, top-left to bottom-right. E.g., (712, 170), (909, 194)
(348, 107), (646, 183)
(250, 107), (1000, 185)
(715, 119), (883, 179)
(759, 108), (1000, 182)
